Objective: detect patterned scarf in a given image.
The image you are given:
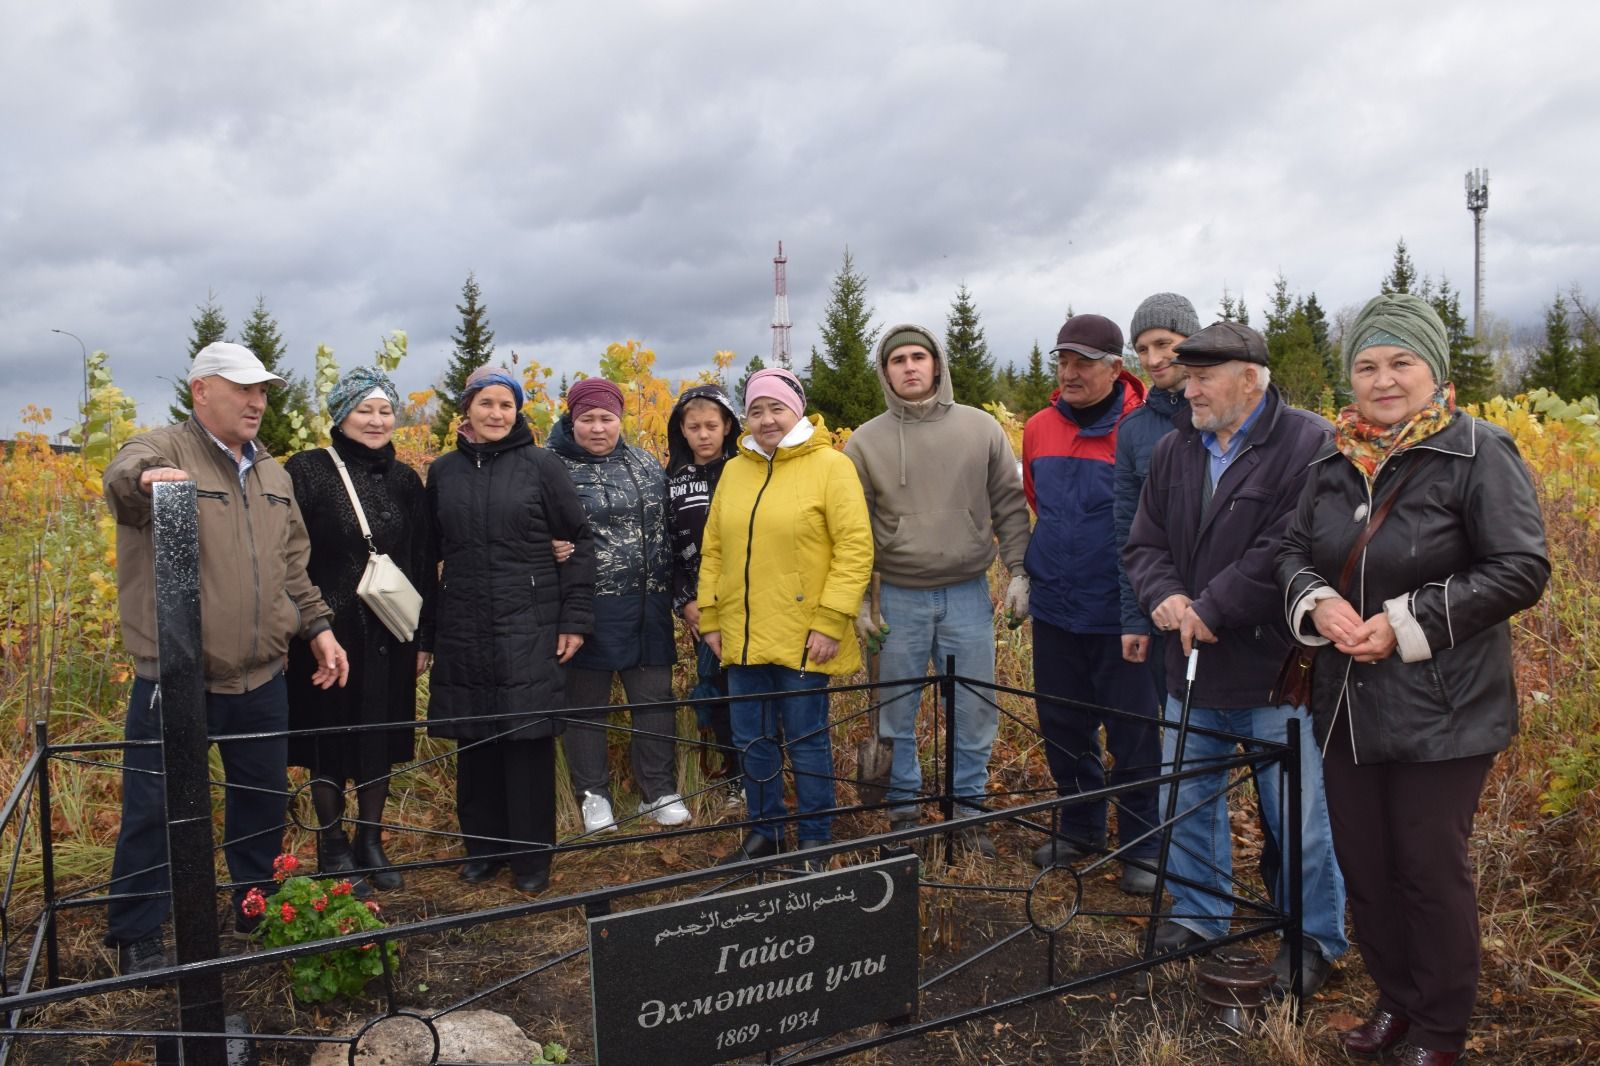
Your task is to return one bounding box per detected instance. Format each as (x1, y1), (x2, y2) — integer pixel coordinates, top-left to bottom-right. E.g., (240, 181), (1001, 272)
(1334, 384), (1457, 485)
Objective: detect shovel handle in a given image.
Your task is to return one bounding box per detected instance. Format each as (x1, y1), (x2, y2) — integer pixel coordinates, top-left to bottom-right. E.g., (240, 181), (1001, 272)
(867, 574), (882, 731)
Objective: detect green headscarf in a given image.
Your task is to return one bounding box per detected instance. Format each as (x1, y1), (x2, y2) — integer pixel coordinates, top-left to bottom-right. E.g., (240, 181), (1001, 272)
(1344, 293), (1450, 385)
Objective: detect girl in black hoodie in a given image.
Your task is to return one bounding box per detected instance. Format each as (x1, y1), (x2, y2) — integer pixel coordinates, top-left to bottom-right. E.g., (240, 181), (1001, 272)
(665, 384), (742, 798)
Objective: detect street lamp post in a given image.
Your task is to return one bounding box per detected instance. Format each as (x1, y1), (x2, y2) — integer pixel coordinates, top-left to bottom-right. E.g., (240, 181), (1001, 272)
(50, 328), (90, 452)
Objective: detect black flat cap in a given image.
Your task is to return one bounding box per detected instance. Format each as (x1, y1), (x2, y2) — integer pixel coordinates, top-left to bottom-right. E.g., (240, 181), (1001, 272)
(1172, 320), (1269, 367)
(1050, 313), (1124, 360)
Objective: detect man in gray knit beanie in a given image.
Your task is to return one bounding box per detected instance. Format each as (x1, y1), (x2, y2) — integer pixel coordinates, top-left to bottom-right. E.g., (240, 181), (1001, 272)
(1110, 292), (1200, 894)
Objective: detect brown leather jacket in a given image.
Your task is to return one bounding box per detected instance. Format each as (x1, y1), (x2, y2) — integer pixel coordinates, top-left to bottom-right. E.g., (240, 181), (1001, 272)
(104, 418), (332, 693)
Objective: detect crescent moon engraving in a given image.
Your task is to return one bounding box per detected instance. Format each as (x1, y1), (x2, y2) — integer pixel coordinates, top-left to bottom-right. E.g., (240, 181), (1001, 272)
(859, 870), (895, 913)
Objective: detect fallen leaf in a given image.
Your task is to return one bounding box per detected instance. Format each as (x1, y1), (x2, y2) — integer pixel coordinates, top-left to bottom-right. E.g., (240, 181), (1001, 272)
(1326, 1010), (1365, 1032)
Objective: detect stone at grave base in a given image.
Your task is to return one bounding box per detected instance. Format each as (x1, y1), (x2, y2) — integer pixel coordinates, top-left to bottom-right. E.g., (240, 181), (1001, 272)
(308, 1009), (537, 1066)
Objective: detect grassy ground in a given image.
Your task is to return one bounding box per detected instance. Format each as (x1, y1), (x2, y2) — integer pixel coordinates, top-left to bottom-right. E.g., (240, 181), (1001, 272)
(4, 400), (1600, 1062)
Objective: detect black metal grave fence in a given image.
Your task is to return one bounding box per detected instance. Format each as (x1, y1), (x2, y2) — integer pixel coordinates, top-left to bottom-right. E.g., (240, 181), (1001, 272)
(0, 483), (1304, 1064)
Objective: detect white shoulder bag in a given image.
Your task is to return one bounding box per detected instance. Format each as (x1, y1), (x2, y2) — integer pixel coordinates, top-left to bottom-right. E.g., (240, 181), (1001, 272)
(325, 447), (422, 642)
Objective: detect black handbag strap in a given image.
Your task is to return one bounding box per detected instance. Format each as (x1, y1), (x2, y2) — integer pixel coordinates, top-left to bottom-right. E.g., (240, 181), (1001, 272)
(1336, 452), (1434, 596)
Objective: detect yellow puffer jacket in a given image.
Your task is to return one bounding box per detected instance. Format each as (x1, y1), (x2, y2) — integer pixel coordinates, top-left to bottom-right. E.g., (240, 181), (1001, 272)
(698, 416), (873, 675)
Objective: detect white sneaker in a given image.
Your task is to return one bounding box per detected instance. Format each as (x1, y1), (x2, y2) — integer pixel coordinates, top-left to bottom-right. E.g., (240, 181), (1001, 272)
(639, 793), (692, 827)
(722, 780), (743, 809)
(581, 791), (616, 833)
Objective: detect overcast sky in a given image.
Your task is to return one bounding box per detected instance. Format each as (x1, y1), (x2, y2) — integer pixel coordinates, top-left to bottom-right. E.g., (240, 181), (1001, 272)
(4, 1), (1597, 438)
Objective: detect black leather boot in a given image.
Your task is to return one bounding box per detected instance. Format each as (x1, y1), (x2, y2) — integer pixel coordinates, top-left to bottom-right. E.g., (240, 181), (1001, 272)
(354, 829), (403, 890)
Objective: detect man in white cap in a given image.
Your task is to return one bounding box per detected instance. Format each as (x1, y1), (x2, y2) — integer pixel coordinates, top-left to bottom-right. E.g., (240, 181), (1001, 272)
(102, 341), (348, 974)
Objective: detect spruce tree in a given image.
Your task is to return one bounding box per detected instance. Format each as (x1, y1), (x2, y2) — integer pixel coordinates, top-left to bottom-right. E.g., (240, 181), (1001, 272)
(1017, 341), (1054, 415)
(806, 249), (882, 428)
(736, 354), (766, 408)
(1303, 292), (1343, 404)
(1574, 293), (1600, 397)
(1523, 293), (1578, 396)
(1277, 307), (1327, 409)
(169, 291), (230, 423)
(236, 297), (311, 455)
(1380, 238), (1418, 295)
(993, 361), (1021, 411)
(1262, 275), (1328, 407)
(1264, 274), (1294, 337)
(433, 271), (497, 440)
(944, 283), (995, 405)
(1432, 277), (1492, 404)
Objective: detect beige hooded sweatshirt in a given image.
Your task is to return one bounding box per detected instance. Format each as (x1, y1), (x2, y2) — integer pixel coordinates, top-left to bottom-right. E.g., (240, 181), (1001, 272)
(843, 323), (1031, 589)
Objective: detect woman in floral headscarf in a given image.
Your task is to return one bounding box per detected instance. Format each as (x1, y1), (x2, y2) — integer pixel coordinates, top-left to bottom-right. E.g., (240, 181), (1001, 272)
(1276, 294), (1549, 1065)
(286, 367), (435, 893)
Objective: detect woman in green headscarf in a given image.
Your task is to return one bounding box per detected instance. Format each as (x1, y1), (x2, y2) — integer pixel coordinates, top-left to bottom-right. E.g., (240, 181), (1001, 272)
(286, 367), (435, 893)
(1276, 294), (1549, 1064)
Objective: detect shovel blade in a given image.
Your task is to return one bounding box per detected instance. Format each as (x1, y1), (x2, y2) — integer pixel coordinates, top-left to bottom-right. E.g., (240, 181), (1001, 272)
(855, 736), (896, 806)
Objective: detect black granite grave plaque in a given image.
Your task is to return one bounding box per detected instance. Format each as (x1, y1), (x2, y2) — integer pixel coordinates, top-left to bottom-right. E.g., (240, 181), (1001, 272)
(589, 854), (919, 1065)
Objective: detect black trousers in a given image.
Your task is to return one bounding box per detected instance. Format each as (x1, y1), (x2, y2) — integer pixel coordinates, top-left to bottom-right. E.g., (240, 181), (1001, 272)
(1032, 620), (1161, 859)
(108, 674), (288, 944)
(1322, 734), (1494, 1053)
(455, 736), (556, 877)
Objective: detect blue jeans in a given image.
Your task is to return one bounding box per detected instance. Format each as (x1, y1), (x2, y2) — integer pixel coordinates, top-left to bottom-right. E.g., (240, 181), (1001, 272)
(727, 664), (834, 845)
(1160, 697), (1348, 959)
(107, 674), (289, 944)
(690, 639), (733, 759)
(876, 576), (998, 812)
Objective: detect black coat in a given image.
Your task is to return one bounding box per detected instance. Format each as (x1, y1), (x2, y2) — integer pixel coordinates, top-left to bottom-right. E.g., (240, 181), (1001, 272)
(422, 418), (595, 740)
(284, 431), (434, 780)
(547, 416), (674, 672)
(1123, 386), (1332, 706)
(1276, 414), (1549, 763)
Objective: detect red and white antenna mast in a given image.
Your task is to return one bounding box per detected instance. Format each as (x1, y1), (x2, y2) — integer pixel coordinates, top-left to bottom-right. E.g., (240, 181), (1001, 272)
(771, 241), (792, 369)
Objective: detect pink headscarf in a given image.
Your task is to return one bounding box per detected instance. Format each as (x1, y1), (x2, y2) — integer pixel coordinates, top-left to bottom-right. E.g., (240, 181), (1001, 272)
(743, 368), (806, 418)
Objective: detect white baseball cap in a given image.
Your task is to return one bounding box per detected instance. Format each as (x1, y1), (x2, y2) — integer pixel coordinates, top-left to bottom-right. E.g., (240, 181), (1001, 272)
(188, 342), (287, 387)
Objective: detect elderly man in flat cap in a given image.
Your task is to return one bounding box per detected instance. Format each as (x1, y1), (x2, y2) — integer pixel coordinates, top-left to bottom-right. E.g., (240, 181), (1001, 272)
(1123, 320), (1348, 996)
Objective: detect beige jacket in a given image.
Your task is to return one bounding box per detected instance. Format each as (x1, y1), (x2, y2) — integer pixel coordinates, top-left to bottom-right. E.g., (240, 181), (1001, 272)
(843, 324), (1031, 589)
(104, 419), (332, 693)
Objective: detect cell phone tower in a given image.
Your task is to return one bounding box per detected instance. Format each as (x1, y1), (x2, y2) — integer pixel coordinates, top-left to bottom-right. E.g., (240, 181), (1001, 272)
(1465, 168), (1489, 335)
(771, 241), (793, 369)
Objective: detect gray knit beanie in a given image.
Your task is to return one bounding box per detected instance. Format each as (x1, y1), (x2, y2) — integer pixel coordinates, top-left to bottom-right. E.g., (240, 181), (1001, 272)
(1129, 293), (1201, 345)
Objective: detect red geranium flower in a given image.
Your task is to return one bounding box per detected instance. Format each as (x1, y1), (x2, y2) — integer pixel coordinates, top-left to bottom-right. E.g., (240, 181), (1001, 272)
(330, 880), (352, 896)
(241, 887), (267, 919)
(279, 902), (297, 923)
(364, 899), (381, 915)
(272, 853), (300, 882)
(313, 896), (328, 912)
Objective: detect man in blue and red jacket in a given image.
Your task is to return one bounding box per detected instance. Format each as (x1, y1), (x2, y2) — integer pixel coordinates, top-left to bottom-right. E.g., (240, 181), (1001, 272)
(1021, 313), (1161, 893)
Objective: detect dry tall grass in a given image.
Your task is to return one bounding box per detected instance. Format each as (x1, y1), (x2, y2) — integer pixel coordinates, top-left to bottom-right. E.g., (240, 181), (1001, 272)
(4, 392), (1599, 1062)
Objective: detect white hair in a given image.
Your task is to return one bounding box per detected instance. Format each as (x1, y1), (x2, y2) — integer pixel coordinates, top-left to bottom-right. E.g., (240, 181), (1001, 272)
(1252, 365), (1271, 390)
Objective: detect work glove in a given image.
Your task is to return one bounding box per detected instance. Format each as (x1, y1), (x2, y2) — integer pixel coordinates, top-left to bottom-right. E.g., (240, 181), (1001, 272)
(1003, 574), (1030, 627)
(855, 601), (890, 656)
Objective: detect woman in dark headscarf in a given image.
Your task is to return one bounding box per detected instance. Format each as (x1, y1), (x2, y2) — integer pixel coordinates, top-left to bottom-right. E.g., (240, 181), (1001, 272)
(286, 367), (434, 892)
(1277, 294), (1549, 1065)
(547, 377), (687, 833)
(423, 366), (594, 895)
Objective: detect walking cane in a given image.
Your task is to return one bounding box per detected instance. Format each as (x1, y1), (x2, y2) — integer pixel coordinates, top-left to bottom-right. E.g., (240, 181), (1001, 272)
(1143, 645), (1199, 961)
